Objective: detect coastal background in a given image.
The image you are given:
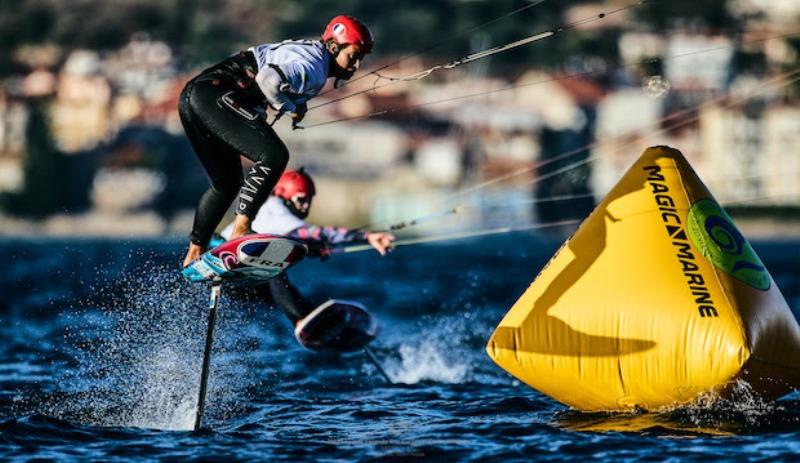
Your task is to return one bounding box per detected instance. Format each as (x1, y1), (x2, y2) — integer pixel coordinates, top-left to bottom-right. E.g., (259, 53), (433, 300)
(1, 0), (798, 239)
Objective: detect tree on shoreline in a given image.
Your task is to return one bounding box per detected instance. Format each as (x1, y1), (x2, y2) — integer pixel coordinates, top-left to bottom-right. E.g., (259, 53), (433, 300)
(1, 99), (60, 217)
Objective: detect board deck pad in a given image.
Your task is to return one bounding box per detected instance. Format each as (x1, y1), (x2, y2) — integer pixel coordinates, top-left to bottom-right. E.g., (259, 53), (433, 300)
(294, 300), (378, 352)
(182, 234), (307, 282)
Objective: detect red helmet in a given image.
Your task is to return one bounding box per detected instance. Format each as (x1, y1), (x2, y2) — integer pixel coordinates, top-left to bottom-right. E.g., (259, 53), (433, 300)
(322, 15), (374, 53)
(273, 168), (316, 201)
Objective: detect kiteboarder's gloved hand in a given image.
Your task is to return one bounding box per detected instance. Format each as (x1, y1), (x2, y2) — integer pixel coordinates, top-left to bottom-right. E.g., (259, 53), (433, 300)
(366, 232), (395, 256)
(287, 103), (307, 125)
(318, 244), (332, 260)
(304, 240), (332, 260)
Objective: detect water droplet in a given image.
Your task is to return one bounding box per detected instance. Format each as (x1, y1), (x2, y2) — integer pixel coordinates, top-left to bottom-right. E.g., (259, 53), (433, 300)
(644, 75), (671, 98)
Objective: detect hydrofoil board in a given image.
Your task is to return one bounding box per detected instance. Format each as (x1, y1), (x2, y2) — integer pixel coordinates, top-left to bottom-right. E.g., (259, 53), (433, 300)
(295, 300), (378, 352)
(182, 233), (307, 283)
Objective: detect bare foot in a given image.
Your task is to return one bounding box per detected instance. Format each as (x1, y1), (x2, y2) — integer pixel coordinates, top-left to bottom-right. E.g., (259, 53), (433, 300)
(229, 214), (254, 239)
(182, 243), (206, 268)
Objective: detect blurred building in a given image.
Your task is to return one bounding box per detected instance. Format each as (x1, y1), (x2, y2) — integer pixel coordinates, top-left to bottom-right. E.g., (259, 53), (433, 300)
(104, 34), (176, 100)
(281, 120), (408, 177)
(51, 50), (112, 153)
(664, 34), (734, 93)
(729, 0), (800, 27)
(702, 104), (800, 205)
(104, 35), (183, 133)
(1, 1), (799, 236)
(592, 88), (664, 196)
(0, 91), (27, 193)
(762, 106), (800, 204)
(700, 105), (763, 203)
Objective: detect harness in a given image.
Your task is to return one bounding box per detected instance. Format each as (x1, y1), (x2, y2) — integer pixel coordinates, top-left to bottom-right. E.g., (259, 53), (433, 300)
(193, 51), (263, 121)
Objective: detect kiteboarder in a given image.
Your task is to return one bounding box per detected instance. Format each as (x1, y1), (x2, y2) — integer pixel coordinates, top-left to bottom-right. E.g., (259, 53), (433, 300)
(179, 15), (374, 268)
(219, 168), (395, 324)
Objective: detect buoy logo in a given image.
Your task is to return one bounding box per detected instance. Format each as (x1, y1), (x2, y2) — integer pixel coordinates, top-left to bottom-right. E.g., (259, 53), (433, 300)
(687, 199), (770, 290)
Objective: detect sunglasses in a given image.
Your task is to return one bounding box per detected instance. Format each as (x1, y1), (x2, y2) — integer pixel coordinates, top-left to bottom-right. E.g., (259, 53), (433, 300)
(290, 193), (313, 208)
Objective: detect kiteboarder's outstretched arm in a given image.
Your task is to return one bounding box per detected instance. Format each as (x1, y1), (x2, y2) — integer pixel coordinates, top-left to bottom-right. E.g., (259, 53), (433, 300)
(289, 225), (395, 256)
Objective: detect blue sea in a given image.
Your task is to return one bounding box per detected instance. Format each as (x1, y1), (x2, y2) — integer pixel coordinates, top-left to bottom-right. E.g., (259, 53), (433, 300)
(2, 234), (800, 461)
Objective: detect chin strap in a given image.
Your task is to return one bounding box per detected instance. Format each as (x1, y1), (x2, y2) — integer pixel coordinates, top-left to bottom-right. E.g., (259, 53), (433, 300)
(325, 39), (347, 85)
(281, 198), (307, 219)
(326, 39), (342, 58)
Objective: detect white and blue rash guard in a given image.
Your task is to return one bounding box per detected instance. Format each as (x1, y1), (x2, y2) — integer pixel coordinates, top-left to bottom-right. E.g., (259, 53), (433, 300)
(220, 196), (367, 245)
(248, 40), (330, 114)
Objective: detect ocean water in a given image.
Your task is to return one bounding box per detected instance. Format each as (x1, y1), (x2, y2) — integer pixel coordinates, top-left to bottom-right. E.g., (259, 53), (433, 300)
(1, 234), (800, 461)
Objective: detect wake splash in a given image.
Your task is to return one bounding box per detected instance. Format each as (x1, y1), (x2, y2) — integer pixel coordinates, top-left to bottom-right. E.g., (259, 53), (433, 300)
(387, 341), (469, 384)
(120, 346), (200, 431)
(377, 309), (497, 385)
(667, 379), (781, 429)
(556, 380), (796, 436)
(48, 266), (253, 431)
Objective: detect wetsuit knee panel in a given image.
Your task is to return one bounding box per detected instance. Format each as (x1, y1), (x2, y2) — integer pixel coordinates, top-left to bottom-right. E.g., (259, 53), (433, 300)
(249, 138), (290, 168)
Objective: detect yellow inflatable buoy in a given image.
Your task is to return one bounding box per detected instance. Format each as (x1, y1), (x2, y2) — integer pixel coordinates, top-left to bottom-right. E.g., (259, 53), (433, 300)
(486, 145), (800, 411)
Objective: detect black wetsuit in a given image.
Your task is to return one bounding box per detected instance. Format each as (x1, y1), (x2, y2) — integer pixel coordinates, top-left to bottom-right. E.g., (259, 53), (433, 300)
(265, 274), (316, 323)
(228, 273), (315, 324)
(178, 51), (289, 248)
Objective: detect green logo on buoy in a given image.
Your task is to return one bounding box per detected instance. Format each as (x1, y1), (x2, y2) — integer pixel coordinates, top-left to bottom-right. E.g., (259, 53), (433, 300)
(687, 199), (770, 290)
